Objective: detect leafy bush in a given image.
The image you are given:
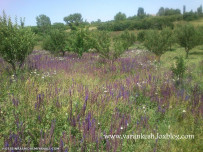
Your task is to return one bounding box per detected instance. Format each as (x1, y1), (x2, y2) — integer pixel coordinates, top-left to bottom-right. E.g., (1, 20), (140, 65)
(69, 28), (94, 57)
(137, 30), (146, 42)
(92, 31), (111, 59)
(120, 30), (136, 50)
(42, 29), (67, 56)
(0, 11), (35, 73)
(171, 56), (186, 81)
(112, 37), (126, 60)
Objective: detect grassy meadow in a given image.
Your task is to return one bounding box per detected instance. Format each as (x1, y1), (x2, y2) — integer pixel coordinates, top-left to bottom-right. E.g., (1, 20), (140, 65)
(0, 37), (203, 151)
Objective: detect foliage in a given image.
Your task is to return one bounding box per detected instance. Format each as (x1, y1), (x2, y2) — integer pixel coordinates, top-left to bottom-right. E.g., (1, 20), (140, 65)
(64, 13), (83, 29)
(0, 11), (35, 72)
(114, 12), (126, 21)
(69, 28), (93, 57)
(137, 7), (145, 18)
(157, 7), (181, 16)
(175, 24), (199, 58)
(36, 14), (51, 33)
(171, 56), (186, 81)
(119, 30), (136, 50)
(52, 22), (66, 31)
(144, 28), (172, 61)
(42, 29), (67, 56)
(183, 11), (199, 21)
(137, 30), (146, 42)
(92, 31), (111, 60)
(112, 37), (126, 60)
(97, 15), (177, 31)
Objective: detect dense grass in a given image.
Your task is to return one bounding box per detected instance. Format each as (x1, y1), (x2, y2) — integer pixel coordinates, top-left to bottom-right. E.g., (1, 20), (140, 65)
(0, 43), (202, 151)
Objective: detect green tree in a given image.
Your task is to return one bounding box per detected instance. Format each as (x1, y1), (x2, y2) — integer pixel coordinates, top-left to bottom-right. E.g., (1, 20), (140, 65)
(63, 13), (83, 29)
(171, 56), (186, 83)
(52, 22), (66, 31)
(157, 7), (165, 16)
(70, 28), (93, 57)
(112, 37), (126, 60)
(93, 31), (111, 60)
(144, 28), (171, 62)
(197, 5), (203, 15)
(137, 7), (145, 18)
(183, 5), (186, 14)
(42, 29), (67, 56)
(0, 12), (35, 73)
(120, 30), (136, 50)
(175, 24), (199, 58)
(114, 12), (127, 21)
(36, 14), (51, 33)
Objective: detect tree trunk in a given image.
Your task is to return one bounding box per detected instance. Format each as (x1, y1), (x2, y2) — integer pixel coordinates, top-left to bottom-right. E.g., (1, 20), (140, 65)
(156, 55), (161, 62)
(62, 51), (65, 56)
(185, 49), (189, 59)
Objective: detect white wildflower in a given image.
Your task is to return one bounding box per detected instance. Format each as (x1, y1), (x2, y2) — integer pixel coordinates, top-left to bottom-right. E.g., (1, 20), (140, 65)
(104, 90), (108, 93)
(182, 110), (186, 113)
(120, 127), (123, 130)
(42, 76), (44, 79)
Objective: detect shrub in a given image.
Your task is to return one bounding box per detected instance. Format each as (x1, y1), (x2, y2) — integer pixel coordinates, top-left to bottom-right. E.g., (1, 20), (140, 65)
(171, 56), (186, 81)
(0, 11), (35, 73)
(70, 28), (94, 57)
(112, 37), (126, 60)
(92, 31), (111, 60)
(42, 29), (67, 56)
(137, 30), (146, 42)
(120, 30), (136, 50)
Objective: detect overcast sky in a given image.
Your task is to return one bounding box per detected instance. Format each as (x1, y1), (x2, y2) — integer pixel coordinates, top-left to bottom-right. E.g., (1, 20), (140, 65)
(0, 0), (202, 26)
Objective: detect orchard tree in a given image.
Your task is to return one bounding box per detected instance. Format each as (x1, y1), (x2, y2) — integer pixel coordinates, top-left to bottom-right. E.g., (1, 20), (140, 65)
(144, 28), (172, 62)
(112, 37), (126, 60)
(70, 28), (93, 57)
(42, 29), (67, 56)
(120, 30), (136, 50)
(114, 12), (127, 21)
(63, 13), (83, 29)
(36, 14), (51, 33)
(175, 24), (199, 58)
(0, 11), (35, 73)
(93, 31), (111, 60)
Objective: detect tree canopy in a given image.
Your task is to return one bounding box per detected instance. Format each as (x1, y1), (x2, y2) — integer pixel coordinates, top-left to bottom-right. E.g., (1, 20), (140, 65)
(114, 12), (127, 21)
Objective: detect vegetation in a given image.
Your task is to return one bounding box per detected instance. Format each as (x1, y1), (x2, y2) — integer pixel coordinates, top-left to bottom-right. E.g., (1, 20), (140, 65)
(144, 28), (172, 62)
(0, 5), (203, 152)
(175, 24), (199, 58)
(36, 14), (51, 33)
(0, 12), (35, 73)
(42, 29), (67, 56)
(114, 12), (127, 21)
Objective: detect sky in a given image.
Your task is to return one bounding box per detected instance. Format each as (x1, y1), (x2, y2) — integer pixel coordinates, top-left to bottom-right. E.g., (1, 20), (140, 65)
(0, 0), (202, 26)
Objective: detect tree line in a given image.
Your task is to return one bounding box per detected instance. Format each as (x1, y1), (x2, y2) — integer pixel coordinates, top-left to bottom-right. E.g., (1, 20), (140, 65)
(0, 9), (203, 74)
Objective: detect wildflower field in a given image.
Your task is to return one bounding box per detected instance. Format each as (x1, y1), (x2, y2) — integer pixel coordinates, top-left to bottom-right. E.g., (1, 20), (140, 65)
(0, 45), (202, 151)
